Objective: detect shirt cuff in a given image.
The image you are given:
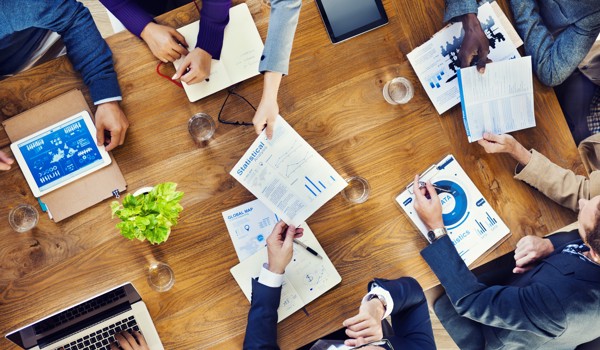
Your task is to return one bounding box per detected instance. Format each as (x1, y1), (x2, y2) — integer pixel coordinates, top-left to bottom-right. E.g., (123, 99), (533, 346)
(94, 96), (122, 105)
(362, 285), (394, 319)
(258, 264), (284, 288)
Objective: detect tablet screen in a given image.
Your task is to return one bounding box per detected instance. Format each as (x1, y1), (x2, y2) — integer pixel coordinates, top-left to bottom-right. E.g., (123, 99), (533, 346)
(316, 0), (387, 43)
(16, 114), (105, 193)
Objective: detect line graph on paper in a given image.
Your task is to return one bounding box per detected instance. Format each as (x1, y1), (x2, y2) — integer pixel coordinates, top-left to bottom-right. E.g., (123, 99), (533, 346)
(272, 139), (313, 178)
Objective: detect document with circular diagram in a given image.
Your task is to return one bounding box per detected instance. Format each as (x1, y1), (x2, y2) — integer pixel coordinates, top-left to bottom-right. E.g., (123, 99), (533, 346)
(395, 154), (511, 266)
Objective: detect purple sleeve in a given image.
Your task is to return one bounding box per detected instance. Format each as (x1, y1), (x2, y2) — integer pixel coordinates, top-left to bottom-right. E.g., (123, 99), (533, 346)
(100, 0), (155, 37)
(196, 0), (231, 59)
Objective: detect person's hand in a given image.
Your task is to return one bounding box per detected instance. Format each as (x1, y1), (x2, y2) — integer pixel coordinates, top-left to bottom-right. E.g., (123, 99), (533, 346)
(459, 13), (491, 73)
(412, 175), (444, 230)
(477, 132), (532, 166)
(172, 48), (212, 84)
(266, 220), (304, 274)
(109, 331), (149, 350)
(253, 72), (283, 140)
(140, 22), (189, 63)
(252, 94), (279, 140)
(513, 235), (554, 273)
(342, 298), (386, 346)
(0, 150), (14, 171)
(95, 101), (130, 152)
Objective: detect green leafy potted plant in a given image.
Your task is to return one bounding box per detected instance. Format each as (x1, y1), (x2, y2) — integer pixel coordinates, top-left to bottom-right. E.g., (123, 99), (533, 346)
(110, 182), (184, 245)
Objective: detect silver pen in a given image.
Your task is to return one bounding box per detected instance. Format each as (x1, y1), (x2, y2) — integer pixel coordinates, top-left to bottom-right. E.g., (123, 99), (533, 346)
(293, 239), (323, 259)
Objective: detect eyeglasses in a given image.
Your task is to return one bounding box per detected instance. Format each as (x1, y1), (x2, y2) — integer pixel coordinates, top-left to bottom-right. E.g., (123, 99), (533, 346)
(217, 84), (256, 126)
(350, 339), (394, 350)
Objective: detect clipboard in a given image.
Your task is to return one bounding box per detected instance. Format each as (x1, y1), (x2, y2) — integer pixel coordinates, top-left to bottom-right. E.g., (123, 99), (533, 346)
(395, 154), (511, 267)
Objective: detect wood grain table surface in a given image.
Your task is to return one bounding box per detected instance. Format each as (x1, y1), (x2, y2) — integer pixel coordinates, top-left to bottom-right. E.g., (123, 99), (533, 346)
(0, 0), (582, 348)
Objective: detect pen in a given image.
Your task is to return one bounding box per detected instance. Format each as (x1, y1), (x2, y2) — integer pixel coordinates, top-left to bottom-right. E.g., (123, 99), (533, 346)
(293, 239), (323, 259)
(418, 181), (452, 194)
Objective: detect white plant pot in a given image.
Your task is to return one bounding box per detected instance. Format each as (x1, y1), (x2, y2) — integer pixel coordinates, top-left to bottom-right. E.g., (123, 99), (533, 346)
(133, 186), (154, 196)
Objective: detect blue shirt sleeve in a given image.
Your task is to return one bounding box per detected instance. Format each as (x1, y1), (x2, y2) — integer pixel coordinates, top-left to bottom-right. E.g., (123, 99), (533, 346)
(0, 0), (121, 103)
(510, 0), (600, 86)
(259, 0), (302, 75)
(443, 0), (479, 23)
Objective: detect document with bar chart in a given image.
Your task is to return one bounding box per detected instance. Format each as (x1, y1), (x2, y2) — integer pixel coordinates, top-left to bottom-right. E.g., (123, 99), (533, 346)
(230, 115), (346, 226)
(395, 154), (510, 266)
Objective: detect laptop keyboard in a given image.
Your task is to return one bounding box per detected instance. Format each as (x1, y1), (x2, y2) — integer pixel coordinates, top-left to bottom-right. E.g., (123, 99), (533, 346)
(59, 315), (139, 350)
(37, 287), (127, 335)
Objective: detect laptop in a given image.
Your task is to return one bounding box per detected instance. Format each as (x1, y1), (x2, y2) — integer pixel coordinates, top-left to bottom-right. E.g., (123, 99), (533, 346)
(6, 283), (163, 350)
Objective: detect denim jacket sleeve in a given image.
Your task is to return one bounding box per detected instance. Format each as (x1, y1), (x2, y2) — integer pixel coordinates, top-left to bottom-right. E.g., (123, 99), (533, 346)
(510, 0), (600, 86)
(443, 0), (479, 23)
(0, 0), (121, 103)
(258, 0), (302, 75)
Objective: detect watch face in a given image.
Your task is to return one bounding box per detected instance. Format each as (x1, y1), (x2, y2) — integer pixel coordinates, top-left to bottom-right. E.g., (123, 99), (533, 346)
(427, 230), (435, 242)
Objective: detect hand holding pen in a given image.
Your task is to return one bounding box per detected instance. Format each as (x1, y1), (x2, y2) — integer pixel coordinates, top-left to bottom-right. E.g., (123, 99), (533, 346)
(266, 221), (304, 274)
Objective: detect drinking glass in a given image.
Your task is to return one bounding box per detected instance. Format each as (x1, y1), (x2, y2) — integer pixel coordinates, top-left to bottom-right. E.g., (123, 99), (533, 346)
(147, 262), (175, 292)
(188, 113), (216, 145)
(383, 77), (414, 105)
(8, 204), (39, 232)
(341, 176), (370, 204)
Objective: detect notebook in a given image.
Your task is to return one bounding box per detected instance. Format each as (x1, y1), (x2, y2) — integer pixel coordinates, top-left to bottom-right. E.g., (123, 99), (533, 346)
(395, 154), (510, 266)
(230, 224), (342, 322)
(173, 3), (264, 102)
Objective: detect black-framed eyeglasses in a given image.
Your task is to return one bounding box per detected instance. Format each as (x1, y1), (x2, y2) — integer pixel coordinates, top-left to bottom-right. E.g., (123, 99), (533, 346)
(218, 84), (255, 126)
(350, 339), (394, 350)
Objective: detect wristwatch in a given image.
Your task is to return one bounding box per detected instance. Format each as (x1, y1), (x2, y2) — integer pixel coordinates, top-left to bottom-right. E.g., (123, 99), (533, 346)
(367, 293), (387, 312)
(427, 227), (448, 243)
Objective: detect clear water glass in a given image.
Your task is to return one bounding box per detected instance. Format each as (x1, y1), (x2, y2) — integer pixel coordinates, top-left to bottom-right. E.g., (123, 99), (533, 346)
(147, 262), (175, 292)
(383, 77), (414, 105)
(341, 176), (370, 204)
(9, 204), (39, 232)
(188, 113), (216, 145)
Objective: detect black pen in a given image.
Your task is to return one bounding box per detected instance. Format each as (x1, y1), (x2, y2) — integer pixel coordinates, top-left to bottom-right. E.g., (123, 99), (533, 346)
(418, 181), (452, 194)
(293, 239), (323, 259)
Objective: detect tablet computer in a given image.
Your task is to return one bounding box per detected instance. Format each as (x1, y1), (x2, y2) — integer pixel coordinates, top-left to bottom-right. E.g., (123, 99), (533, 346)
(10, 110), (111, 197)
(315, 0), (388, 44)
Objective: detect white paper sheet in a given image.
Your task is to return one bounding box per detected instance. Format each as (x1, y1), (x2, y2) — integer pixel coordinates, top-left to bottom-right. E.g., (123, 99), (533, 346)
(458, 56), (535, 142)
(407, 3), (521, 114)
(230, 116), (347, 226)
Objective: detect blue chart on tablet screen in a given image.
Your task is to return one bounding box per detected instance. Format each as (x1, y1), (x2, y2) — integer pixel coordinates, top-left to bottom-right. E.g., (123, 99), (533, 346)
(17, 116), (103, 192)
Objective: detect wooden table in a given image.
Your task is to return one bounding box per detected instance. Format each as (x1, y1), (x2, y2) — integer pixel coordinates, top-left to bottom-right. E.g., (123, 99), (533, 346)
(0, 0), (582, 348)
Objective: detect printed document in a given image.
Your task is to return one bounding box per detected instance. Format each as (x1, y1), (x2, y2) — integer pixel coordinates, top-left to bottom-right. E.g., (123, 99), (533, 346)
(407, 2), (521, 114)
(174, 3), (263, 102)
(395, 155), (510, 266)
(230, 224), (342, 322)
(458, 56), (535, 142)
(222, 199), (279, 261)
(230, 116), (347, 227)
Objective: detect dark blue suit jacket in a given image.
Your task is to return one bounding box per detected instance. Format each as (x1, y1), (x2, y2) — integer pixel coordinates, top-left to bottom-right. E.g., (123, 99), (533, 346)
(242, 277), (436, 349)
(421, 231), (600, 349)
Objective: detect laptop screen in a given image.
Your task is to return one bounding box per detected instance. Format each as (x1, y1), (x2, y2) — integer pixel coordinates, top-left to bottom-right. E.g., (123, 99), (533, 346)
(6, 283), (141, 349)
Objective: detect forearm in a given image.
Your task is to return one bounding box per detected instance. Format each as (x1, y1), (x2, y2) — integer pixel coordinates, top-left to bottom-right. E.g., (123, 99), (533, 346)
(18, 0), (122, 103)
(421, 236), (566, 334)
(443, 0), (478, 23)
(514, 149), (593, 211)
(243, 279), (280, 349)
(259, 0), (302, 75)
(99, 0), (154, 37)
(261, 72), (283, 103)
(509, 0), (597, 86)
(197, 0), (231, 59)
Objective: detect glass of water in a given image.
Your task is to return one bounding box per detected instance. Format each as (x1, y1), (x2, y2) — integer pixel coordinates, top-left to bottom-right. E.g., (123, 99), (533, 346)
(8, 204), (39, 232)
(188, 113), (216, 145)
(383, 77), (414, 105)
(147, 262), (175, 292)
(341, 176), (371, 204)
